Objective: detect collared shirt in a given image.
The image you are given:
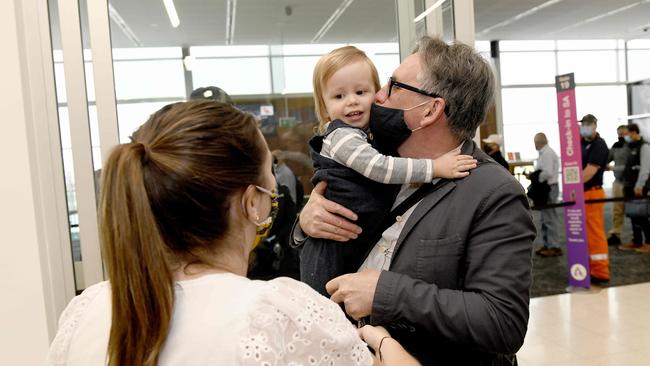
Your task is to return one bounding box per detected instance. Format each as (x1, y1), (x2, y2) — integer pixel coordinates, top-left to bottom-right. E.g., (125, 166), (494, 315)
(581, 134), (609, 189)
(357, 183), (423, 271)
(358, 143), (463, 272)
(536, 145), (559, 185)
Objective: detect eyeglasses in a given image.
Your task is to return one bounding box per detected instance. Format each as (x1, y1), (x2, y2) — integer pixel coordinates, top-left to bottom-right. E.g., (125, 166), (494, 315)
(386, 77), (449, 116)
(387, 77), (441, 99)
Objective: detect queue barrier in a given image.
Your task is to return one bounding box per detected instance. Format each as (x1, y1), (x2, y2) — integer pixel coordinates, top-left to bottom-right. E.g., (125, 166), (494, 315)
(531, 195), (650, 210)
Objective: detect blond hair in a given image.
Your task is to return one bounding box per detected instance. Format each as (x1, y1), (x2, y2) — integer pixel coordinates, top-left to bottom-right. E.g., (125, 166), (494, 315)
(312, 46), (381, 133)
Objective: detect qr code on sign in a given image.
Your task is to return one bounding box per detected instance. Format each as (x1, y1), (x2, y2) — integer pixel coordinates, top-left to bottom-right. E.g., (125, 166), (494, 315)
(564, 167), (580, 184)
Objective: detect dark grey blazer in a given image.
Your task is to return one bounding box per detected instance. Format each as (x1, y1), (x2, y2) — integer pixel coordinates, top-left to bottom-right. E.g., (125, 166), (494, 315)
(370, 140), (535, 365)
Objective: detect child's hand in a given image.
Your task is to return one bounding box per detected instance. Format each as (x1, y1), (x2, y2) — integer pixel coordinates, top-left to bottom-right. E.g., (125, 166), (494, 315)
(434, 151), (477, 179)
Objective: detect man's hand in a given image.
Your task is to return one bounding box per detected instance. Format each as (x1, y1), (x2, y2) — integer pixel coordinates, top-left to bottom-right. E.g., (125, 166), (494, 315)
(326, 270), (380, 320)
(299, 181), (362, 241)
(634, 186), (643, 197)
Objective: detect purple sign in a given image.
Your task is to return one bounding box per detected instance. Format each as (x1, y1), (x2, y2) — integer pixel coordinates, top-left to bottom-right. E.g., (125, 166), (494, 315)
(555, 73), (591, 288)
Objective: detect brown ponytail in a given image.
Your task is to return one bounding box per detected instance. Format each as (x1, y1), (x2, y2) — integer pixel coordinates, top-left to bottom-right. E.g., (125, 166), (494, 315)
(99, 101), (266, 365)
(101, 142), (173, 366)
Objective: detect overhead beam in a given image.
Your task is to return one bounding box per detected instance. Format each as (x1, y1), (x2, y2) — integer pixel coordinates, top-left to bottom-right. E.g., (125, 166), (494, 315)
(311, 0), (355, 43)
(476, 0), (563, 38)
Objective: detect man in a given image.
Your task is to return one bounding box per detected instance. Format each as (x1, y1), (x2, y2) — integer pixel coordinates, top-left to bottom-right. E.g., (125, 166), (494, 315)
(579, 114), (610, 283)
(532, 133), (562, 257)
(482, 133), (510, 170)
(619, 123), (650, 253)
(272, 152), (303, 207)
(293, 37), (535, 365)
(607, 125), (629, 245)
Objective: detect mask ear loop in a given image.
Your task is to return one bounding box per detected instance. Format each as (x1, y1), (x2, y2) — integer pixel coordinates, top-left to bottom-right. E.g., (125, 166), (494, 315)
(404, 100), (431, 132)
(403, 100), (429, 111)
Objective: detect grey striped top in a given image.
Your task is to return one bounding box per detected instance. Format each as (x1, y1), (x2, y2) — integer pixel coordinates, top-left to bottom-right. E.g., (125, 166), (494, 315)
(321, 126), (435, 184)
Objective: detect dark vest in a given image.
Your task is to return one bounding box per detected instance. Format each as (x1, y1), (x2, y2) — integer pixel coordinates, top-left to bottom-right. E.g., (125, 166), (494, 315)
(309, 120), (399, 271)
(623, 138), (647, 189)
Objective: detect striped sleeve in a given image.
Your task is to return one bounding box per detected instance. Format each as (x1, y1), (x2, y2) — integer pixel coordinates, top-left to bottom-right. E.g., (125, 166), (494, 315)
(321, 127), (435, 184)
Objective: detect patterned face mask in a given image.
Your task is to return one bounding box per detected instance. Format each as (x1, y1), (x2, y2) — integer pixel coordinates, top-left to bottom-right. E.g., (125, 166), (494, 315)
(251, 185), (279, 249)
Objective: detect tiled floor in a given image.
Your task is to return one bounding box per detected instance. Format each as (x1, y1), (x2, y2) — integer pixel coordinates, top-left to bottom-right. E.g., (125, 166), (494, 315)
(518, 282), (650, 365)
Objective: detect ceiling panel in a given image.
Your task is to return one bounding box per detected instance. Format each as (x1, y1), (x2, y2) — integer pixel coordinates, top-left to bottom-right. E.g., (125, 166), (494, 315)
(48, 0), (650, 50)
(476, 0), (650, 40)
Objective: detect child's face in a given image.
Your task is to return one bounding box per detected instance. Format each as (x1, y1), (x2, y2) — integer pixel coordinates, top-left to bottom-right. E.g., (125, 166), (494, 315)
(322, 61), (376, 129)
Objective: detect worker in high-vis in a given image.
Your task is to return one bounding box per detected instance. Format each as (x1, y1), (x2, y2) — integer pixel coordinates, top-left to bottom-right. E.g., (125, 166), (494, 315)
(579, 114), (610, 284)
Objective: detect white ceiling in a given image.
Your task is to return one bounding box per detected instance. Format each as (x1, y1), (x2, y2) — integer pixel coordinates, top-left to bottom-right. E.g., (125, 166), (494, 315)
(50, 0), (650, 49)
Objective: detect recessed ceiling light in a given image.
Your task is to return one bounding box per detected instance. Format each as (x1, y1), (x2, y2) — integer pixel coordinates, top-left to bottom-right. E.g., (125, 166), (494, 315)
(162, 0), (180, 28)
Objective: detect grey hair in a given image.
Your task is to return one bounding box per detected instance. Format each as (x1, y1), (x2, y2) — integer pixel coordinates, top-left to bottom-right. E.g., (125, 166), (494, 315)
(534, 133), (548, 144)
(414, 36), (495, 141)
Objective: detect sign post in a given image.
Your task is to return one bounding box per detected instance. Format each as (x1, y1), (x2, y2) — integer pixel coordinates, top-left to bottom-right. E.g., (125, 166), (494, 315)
(555, 73), (591, 288)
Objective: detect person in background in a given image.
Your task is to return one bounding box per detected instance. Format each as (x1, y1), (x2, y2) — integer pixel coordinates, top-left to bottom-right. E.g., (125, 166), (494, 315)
(482, 133), (510, 170)
(189, 85), (234, 105)
(619, 123), (650, 253)
(272, 151), (303, 208)
(607, 125), (630, 246)
(532, 133), (562, 257)
(579, 114), (610, 284)
(48, 101), (418, 365)
(248, 153), (303, 280)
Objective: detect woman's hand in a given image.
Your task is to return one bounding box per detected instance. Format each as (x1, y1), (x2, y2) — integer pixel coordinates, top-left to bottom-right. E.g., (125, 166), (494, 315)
(358, 325), (421, 366)
(358, 325), (391, 352)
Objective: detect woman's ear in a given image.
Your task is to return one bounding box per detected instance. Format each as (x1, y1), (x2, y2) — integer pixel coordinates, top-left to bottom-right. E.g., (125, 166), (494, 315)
(240, 185), (259, 223)
(419, 98), (446, 128)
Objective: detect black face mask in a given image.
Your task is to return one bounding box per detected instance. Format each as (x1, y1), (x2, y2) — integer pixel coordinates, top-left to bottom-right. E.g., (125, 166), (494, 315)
(618, 137), (625, 143)
(369, 103), (412, 156)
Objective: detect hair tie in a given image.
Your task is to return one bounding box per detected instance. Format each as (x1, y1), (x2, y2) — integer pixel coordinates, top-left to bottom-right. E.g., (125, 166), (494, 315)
(130, 139), (151, 165)
(140, 143), (151, 164)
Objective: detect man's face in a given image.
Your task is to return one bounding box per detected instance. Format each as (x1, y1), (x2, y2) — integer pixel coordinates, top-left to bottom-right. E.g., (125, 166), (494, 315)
(581, 122), (597, 139)
(617, 128), (629, 139)
(375, 53), (428, 130)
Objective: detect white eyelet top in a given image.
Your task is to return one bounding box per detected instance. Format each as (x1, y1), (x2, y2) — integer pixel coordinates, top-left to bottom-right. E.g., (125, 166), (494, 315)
(47, 273), (372, 366)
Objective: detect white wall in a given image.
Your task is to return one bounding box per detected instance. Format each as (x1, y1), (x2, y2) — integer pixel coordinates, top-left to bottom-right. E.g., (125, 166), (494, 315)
(0, 0), (52, 363)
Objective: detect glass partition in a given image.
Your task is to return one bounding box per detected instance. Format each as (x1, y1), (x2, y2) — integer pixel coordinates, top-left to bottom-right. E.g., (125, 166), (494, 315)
(103, 0), (400, 280)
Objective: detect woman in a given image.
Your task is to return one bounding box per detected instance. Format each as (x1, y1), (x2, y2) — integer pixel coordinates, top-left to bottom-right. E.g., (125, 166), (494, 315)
(47, 101), (416, 365)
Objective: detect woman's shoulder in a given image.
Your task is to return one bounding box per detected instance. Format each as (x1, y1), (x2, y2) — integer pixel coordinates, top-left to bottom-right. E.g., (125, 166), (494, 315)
(47, 282), (110, 365)
(56, 281), (110, 330)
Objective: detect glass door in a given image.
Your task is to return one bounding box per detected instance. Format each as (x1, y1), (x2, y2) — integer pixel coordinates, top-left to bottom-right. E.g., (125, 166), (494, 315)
(48, 0), (479, 290)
